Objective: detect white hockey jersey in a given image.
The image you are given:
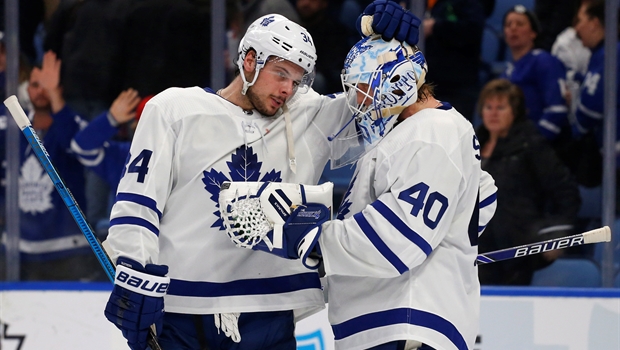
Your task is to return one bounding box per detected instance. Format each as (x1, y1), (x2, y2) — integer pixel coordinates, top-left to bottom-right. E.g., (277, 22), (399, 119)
(106, 86), (349, 319)
(319, 105), (498, 350)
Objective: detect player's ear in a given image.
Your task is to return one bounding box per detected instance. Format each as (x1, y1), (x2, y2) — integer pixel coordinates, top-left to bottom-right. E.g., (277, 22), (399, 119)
(242, 50), (257, 74)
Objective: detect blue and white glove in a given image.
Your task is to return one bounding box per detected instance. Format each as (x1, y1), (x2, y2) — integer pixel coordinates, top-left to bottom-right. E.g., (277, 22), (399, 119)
(357, 0), (421, 46)
(104, 257), (170, 350)
(253, 203), (331, 270)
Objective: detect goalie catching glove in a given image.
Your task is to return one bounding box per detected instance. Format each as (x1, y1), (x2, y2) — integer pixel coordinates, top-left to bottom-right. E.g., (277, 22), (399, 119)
(104, 257), (169, 350)
(219, 181), (333, 269)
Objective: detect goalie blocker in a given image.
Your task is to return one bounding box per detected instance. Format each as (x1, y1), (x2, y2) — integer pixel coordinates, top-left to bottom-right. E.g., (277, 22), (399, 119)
(219, 181), (333, 269)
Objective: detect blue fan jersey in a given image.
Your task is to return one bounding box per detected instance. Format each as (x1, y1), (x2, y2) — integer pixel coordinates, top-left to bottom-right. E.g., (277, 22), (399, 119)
(574, 42), (620, 167)
(71, 110), (131, 193)
(0, 105), (89, 261)
(503, 49), (569, 140)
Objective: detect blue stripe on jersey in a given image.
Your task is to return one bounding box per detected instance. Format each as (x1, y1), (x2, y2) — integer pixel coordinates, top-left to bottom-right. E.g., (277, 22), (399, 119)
(478, 224), (487, 233)
(116, 192), (162, 220)
(167, 272), (320, 297)
(353, 212), (409, 274)
(479, 192), (497, 209)
(110, 217), (159, 236)
(331, 307), (467, 350)
(371, 200), (432, 256)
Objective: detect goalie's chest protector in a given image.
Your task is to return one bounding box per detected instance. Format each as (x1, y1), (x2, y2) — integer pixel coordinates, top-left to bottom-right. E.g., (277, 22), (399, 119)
(110, 86), (347, 317)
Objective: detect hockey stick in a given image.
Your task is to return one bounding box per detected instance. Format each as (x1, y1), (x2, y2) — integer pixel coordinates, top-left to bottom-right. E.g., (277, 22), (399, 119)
(3, 95), (163, 350)
(476, 226), (611, 265)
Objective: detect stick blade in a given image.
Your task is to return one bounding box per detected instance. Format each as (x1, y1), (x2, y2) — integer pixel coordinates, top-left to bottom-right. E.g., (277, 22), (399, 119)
(583, 226), (611, 244)
(3, 95), (31, 129)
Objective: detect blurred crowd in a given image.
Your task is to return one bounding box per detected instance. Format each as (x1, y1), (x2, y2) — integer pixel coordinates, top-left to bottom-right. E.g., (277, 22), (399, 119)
(0, 0), (618, 287)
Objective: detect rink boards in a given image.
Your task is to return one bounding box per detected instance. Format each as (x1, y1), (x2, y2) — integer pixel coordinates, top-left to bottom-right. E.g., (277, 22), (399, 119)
(0, 283), (619, 350)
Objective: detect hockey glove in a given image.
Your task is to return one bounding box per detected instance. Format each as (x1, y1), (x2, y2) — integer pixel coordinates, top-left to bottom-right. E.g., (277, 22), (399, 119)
(104, 257), (170, 350)
(253, 203), (331, 270)
(357, 0), (421, 46)
(219, 181), (333, 266)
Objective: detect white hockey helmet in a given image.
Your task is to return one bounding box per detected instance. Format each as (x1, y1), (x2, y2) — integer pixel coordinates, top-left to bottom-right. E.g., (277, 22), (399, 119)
(329, 35), (428, 168)
(237, 14), (317, 95)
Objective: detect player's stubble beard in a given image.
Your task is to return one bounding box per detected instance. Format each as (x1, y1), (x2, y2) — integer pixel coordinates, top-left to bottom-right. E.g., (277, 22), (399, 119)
(246, 85), (281, 117)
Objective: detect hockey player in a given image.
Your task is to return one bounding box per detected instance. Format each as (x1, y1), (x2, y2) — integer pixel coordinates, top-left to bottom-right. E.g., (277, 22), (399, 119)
(231, 36), (498, 350)
(102, 3), (423, 349)
(324, 38), (497, 350)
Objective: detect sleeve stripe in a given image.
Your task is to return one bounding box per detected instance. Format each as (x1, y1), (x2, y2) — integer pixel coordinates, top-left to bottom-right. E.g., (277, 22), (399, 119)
(371, 200), (432, 256)
(578, 102), (603, 119)
(538, 119), (561, 134)
(116, 192), (162, 220)
(353, 212), (409, 274)
(70, 139), (100, 155)
(110, 216), (159, 236)
(543, 105), (568, 113)
(479, 192), (497, 209)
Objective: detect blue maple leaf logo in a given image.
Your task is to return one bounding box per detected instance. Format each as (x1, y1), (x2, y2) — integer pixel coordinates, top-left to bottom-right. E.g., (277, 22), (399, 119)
(202, 146), (282, 229)
(336, 175), (356, 220)
(260, 16), (276, 27)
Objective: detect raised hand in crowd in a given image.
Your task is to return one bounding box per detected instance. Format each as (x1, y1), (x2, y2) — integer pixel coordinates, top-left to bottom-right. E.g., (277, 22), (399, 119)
(37, 50), (65, 113)
(109, 88), (141, 125)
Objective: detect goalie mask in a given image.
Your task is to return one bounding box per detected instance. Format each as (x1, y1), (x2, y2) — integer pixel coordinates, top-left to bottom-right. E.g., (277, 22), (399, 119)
(237, 14), (317, 95)
(329, 35), (428, 169)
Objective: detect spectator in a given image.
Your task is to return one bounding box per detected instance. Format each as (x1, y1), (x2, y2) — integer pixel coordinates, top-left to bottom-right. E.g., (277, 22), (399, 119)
(295, 0), (351, 94)
(423, 0), (486, 121)
(70, 90), (150, 236)
(572, 0), (620, 207)
(501, 5), (569, 142)
(71, 91), (148, 194)
(0, 51), (104, 281)
(551, 0), (602, 188)
(476, 79), (580, 285)
(551, 1), (592, 119)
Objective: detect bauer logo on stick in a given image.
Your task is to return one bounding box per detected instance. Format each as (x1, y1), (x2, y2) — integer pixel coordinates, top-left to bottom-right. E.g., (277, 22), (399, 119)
(514, 236), (584, 258)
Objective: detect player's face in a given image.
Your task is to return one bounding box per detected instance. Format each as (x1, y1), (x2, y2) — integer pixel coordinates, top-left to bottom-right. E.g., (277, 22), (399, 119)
(354, 83), (374, 108)
(481, 95), (515, 138)
(27, 68), (51, 110)
(575, 4), (600, 48)
(503, 12), (537, 51)
(248, 58), (305, 116)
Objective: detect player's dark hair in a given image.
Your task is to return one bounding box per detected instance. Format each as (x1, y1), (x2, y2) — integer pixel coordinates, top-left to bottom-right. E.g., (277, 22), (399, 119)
(477, 79), (527, 123)
(416, 83), (435, 103)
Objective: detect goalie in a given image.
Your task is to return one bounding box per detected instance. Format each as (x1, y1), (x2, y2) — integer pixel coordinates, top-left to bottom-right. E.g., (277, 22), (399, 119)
(220, 36), (498, 350)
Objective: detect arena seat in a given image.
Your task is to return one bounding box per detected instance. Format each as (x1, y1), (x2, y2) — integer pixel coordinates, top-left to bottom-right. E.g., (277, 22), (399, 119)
(531, 258), (602, 287)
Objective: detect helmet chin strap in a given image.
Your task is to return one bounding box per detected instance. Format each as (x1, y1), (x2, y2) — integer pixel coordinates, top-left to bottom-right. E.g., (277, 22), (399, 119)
(240, 63), (263, 95)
